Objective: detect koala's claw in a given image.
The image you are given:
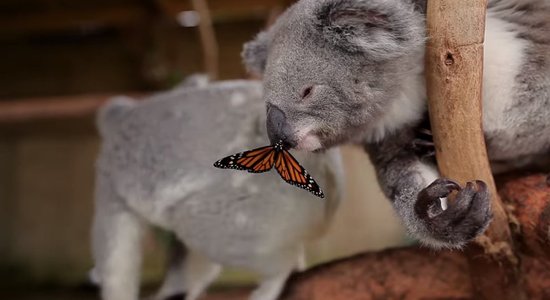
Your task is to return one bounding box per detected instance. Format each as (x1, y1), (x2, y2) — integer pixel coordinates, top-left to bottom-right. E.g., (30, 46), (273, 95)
(416, 178), (460, 219)
(416, 178), (492, 247)
(412, 139), (435, 148)
(412, 127), (436, 159)
(416, 127), (433, 137)
(411, 139), (436, 159)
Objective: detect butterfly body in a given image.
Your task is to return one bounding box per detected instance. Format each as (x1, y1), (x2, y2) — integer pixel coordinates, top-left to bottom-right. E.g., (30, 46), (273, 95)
(214, 141), (325, 198)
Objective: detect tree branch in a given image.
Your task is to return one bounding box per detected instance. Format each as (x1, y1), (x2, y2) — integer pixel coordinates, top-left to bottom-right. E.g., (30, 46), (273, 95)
(425, 0), (525, 299)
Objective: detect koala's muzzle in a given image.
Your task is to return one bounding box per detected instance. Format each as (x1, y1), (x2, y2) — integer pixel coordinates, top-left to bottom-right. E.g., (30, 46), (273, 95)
(266, 104), (296, 148)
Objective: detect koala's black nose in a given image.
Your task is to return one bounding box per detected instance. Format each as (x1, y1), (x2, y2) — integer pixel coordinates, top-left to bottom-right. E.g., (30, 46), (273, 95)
(266, 104), (296, 148)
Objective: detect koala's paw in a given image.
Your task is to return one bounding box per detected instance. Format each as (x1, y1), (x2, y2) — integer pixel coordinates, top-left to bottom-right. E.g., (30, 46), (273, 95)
(415, 178), (493, 249)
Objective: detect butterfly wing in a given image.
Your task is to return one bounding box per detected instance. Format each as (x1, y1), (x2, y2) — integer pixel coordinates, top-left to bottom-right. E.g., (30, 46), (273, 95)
(214, 145), (276, 173)
(274, 150), (325, 198)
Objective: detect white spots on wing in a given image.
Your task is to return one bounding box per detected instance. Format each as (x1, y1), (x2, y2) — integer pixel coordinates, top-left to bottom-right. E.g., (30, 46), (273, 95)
(230, 92), (246, 107)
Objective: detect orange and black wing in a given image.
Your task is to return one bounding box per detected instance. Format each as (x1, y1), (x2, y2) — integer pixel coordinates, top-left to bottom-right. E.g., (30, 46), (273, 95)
(274, 150), (325, 198)
(214, 145), (276, 173)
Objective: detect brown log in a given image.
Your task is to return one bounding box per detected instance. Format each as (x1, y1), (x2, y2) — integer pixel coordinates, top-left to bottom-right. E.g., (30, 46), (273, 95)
(282, 248), (550, 300)
(499, 174), (550, 259)
(283, 247), (472, 300)
(425, 0), (524, 299)
(282, 174), (550, 299)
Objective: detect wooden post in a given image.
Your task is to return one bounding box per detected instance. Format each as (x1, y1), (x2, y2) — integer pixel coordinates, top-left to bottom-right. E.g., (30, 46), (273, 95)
(190, 0), (219, 80)
(425, 0), (525, 299)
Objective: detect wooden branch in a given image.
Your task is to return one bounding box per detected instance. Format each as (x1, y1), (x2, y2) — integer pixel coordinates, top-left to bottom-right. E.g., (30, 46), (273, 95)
(283, 247), (472, 300)
(190, 0), (220, 80)
(0, 94), (143, 123)
(499, 174), (550, 259)
(283, 174), (550, 299)
(425, 1), (525, 299)
(425, 0), (506, 256)
(282, 247), (550, 300)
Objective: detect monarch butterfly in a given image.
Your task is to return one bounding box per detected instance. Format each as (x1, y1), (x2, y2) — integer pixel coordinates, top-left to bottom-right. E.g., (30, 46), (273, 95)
(214, 140), (324, 198)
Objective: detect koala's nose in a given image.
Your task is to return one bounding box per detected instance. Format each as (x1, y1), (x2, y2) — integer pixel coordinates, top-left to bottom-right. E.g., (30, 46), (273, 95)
(266, 104), (296, 148)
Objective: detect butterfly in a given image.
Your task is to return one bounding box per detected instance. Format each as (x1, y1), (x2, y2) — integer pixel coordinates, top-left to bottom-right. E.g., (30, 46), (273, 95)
(214, 140), (324, 198)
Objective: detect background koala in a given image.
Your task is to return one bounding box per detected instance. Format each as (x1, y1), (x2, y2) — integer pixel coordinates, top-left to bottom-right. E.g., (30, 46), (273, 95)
(92, 79), (344, 300)
(243, 0), (550, 248)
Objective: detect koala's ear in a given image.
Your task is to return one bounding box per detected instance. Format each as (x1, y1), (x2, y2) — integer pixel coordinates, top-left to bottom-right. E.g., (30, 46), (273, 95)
(242, 31), (271, 76)
(317, 0), (425, 60)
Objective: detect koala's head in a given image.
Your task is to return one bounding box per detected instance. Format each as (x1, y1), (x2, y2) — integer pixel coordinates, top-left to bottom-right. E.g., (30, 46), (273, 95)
(243, 0), (426, 151)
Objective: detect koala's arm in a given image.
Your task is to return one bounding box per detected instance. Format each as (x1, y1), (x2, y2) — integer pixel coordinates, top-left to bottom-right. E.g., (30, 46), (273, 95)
(365, 124), (492, 249)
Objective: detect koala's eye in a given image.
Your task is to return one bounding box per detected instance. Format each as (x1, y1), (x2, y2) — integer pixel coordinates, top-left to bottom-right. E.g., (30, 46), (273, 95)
(301, 86), (314, 100)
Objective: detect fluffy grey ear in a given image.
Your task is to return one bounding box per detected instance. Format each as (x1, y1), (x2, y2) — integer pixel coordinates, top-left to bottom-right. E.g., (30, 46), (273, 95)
(318, 0), (425, 60)
(242, 31), (271, 76)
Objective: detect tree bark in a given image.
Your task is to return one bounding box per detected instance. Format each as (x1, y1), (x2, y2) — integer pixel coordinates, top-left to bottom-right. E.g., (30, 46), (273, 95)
(425, 0), (525, 299)
(282, 175), (550, 300)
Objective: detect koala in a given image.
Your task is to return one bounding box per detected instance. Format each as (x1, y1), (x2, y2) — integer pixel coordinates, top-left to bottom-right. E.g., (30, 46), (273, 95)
(243, 0), (550, 249)
(91, 79), (344, 300)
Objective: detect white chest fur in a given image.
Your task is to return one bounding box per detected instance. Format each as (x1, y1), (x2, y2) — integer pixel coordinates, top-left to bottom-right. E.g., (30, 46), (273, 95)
(482, 13), (528, 134)
(365, 13), (528, 143)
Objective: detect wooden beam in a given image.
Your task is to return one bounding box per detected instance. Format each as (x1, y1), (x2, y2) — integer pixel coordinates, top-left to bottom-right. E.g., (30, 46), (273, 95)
(0, 6), (149, 36)
(425, 0), (525, 299)
(0, 94), (143, 123)
(0, 0), (295, 36)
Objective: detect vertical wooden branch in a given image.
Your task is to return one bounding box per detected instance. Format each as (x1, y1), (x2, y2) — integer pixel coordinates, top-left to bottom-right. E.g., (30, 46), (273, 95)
(190, 0), (219, 80)
(425, 0), (525, 299)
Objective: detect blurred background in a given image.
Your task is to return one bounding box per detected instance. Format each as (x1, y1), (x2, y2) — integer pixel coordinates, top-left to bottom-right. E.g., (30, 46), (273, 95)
(0, 0), (410, 299)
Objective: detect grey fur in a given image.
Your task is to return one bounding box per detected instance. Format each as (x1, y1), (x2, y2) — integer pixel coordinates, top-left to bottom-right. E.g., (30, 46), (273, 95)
(486, 0), (550, 168)
(243, 31), (272, 77)
(92, 80), (344, 300)
(243, 0), (550, 248)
